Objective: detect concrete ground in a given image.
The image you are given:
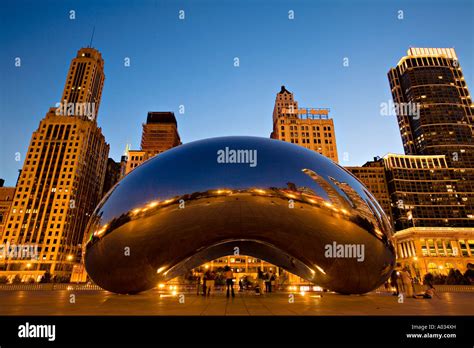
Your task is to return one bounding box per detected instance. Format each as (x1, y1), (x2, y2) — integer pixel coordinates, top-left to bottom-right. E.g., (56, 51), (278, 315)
(0, 289), (473, 315)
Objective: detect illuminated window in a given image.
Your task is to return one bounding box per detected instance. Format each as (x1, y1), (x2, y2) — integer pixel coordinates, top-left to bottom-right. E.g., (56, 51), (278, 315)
(459, 240), (469, 257)
(427, 239), (436, 256)
(436, 240), (445, 256)
(427, 262), (438, 274)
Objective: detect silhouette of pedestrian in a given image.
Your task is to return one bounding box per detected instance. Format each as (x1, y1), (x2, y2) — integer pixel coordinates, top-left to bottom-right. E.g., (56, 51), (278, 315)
(224, 266), (235, 298)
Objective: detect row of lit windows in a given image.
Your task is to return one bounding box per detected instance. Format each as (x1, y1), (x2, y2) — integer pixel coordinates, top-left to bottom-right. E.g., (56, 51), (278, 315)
(281, 125), (332, 131)
(398, 239), (474, 259)
(288, 138), (333, 145)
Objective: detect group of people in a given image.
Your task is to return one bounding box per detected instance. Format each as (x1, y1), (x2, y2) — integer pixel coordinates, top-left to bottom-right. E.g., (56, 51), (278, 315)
(389, 263), (437, 299)
(197, 266), (236, 298)
(196, 267), (278, 298)
(256, 269), (276, 294)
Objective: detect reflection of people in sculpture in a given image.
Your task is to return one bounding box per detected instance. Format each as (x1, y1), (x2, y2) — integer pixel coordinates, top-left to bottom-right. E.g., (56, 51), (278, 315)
(224, 266), (235, 298)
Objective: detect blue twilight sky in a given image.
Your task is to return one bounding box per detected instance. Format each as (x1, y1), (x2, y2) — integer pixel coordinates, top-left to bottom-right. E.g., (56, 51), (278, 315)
(0, 0), (473, 186)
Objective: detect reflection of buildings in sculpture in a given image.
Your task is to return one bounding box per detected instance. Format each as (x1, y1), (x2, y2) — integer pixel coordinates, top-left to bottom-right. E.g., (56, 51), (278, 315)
(270, 86), (339, 162)
(301, 169), (349, 208)
(0, 47), (109, 281)
(295, 186), (318, 196)
(392, 227), (474, 281)
(329, 177), (383, 233)
(301, 169), (389, 242)
(346, 159), (391, 221)
(123, 112), (181, 176)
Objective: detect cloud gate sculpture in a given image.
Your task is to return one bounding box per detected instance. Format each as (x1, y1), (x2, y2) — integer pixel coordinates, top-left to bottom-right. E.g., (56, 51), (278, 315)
(84, 136), (395, 294)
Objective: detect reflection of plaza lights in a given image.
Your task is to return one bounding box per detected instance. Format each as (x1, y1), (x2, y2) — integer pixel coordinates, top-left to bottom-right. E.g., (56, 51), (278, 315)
(374, 228), (383, 237)
(95, 224), (108, 236)
(315, 265), (326, 275)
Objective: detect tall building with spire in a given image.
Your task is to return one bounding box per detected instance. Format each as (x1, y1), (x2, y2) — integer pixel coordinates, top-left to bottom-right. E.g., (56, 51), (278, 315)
(0, 48), (109, 281)
(270, 86), (339, 162)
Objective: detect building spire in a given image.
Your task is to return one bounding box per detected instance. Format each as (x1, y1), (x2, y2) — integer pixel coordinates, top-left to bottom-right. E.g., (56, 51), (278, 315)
(88, 26), (95, 48)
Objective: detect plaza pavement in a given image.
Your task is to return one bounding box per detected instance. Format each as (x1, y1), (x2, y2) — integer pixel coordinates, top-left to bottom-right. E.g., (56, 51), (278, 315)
(0, 289), (473, 315)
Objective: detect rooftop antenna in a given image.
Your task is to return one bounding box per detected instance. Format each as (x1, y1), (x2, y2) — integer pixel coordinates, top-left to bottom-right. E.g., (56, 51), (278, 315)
(88, 26), (95, 48)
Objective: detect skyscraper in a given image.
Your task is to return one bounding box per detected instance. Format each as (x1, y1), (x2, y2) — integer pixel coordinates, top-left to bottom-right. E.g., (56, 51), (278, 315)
(387, 48), (474, 279)
(102, 158), (121, 197)
(388, 48), (473, 167)
(0, 48), (109, 281)
(388, 48), (473, 227)
(271, 86), (339, 162)
(0, 180), (15, 239)
(123, 112), (181, 176)
(141, 112), (181, 158)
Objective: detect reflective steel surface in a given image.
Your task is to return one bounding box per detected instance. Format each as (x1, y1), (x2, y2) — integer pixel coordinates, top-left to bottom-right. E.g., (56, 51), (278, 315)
(84, 136), (395, 294)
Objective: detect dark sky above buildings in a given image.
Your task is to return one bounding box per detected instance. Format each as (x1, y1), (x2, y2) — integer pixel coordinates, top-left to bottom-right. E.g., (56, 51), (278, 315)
(1, 0), (473, 185)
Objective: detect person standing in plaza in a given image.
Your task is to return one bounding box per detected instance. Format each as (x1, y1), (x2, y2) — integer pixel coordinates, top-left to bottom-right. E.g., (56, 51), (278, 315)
(400, 267), (414, 298)
(224, 266), (235, 298)
(266, 270), (274, 293)
(196, 273), (201, 296)
(204, 270), (215, 296)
